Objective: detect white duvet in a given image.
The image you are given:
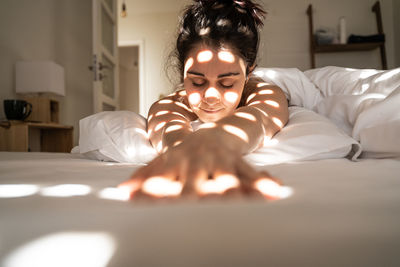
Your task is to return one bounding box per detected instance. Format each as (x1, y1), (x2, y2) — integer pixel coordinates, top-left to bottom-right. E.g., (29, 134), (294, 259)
(75, 66), (400, 164)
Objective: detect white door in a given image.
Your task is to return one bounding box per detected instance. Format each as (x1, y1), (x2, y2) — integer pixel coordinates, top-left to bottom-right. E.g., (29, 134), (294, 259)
(90, 0), (119, 113)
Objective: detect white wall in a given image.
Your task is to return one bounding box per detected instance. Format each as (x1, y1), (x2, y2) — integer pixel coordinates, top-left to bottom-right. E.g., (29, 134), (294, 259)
(394, 0), (400, 67)
(118, 6), (184, 116)
(119, 46), (139, 113)
(119, 0), (398, 114)
(0, 0), (92, 146)
(259, 0), (395, 70)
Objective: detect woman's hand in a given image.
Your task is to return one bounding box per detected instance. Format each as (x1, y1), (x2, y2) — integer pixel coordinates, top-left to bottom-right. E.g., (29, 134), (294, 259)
(118, 129), (286, 201)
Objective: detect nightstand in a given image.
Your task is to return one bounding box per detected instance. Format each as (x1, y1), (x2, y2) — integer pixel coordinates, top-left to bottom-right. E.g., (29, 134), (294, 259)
(0, 121), (73, 153)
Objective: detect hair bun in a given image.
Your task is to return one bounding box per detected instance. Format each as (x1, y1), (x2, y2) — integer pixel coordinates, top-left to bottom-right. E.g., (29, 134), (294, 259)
(193, 0), (266, 27)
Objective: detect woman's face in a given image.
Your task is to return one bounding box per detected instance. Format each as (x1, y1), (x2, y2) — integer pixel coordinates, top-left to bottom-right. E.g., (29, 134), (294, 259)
(183, 43), (247, 122)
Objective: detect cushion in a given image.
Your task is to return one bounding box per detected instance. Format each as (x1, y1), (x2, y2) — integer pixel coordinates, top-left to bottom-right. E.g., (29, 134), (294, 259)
(74, 108), (361, 166)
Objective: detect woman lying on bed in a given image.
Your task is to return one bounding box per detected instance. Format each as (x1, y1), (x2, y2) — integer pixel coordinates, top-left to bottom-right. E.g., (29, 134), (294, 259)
(119, 0), (289, 199)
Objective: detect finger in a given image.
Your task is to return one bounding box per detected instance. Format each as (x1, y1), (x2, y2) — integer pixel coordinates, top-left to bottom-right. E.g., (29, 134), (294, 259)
(200, 171), (239, 195)
(235, 160), (268, 198)
(180, 163), (206, 198)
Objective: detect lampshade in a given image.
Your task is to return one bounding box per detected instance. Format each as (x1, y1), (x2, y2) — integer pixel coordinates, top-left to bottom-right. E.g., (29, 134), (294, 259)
(16, 61), (65, 96)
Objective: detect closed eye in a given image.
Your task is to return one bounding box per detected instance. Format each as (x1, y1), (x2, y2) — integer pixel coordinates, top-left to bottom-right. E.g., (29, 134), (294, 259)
(192, 81), (205, 87)
(220, 83), (234, 89)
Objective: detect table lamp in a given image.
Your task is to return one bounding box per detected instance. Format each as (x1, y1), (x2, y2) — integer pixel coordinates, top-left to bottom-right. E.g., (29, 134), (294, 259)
(15, 61), (65, 123)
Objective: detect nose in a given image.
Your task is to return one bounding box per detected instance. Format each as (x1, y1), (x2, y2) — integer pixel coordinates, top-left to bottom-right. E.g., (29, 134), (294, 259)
(204, 87), (221, 105)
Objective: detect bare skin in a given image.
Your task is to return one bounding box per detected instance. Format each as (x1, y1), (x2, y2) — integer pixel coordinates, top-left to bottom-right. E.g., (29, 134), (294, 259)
(119, 44), (289, 200)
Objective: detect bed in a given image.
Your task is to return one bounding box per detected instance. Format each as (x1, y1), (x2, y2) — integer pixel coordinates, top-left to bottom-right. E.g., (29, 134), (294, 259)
(1, 66), (400, 266)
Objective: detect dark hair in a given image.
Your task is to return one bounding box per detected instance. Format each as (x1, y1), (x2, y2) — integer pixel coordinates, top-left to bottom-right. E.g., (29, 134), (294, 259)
(167, 0), (266, 85)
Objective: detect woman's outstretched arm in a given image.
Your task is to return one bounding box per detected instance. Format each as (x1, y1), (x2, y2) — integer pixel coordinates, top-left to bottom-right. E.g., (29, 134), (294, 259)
(120, 77), (288, 199)
(146, 90), (197, 153)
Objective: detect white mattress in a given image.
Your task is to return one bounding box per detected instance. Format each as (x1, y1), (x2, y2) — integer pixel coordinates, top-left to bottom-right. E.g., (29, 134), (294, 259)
(1, 152), (400, 266)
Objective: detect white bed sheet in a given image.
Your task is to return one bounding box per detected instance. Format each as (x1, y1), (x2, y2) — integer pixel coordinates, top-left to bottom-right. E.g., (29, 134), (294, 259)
(1, 152), (400, 266)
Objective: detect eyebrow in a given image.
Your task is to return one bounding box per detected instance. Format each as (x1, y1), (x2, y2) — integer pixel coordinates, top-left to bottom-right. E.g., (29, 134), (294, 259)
(187, 71), (240, 78)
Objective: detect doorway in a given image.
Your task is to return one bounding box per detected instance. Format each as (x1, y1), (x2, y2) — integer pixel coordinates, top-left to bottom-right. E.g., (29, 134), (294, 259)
(118, 45), (139, 113)
(118, 40), (145, 115)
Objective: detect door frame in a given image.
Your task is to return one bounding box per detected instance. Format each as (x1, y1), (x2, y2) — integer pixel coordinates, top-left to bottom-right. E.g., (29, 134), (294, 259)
(118, 40), (146, 116)
(91, 0), (119, 113)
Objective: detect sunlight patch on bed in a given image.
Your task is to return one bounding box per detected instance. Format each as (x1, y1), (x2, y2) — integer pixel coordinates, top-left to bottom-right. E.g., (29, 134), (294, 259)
(98, 187), (131, 201)
(2, 231), (116, 267)
(0, 184), (39, 198)
(254, 179), (293, 199)
(40, 184), (91, 197)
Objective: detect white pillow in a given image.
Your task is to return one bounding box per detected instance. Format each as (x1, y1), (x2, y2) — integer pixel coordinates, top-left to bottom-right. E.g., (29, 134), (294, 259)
(244, 106), (361, 165)
(75, 111), (157, 164)
(304, 66), (400, 157)
(75, 108), (361, 165)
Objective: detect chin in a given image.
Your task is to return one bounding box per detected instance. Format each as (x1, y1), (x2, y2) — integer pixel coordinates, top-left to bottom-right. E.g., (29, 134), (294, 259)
(197, 111), (226, 123)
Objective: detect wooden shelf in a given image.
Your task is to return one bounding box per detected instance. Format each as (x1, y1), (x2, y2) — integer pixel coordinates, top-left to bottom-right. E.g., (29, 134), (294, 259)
(315, 42), (384, 53)
(306, 1), (387, 69)
(0, 121), (73, 153)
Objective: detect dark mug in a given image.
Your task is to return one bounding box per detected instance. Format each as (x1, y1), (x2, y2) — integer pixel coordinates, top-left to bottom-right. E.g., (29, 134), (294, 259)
(4, 99), (32, 121)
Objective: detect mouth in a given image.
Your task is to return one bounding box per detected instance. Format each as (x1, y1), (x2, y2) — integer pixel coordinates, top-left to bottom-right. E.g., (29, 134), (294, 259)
(200, 108), (224, 114)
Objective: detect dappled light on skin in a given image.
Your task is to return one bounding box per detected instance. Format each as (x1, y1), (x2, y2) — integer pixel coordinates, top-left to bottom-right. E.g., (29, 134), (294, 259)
(159, 99), (173, 104)
(256, 82), (270, 88)
(142, 177), (183, 197)
(218, 51), (235, 63)
(173, 141), (182, 147)
(198, 122), (217, 129)
(223, 124), (249, 143)
(165, 124), (183, 133)
(168, 92), (177, 97)
(246, 93), (256, 103)
(169, 119), (187, 124)
(197, 50), (213, 63)
(205, 87), (221, 99)
(156, 141), (163, 153)
(248, 100), (262, 106)
(224, 91), (239, 103)
(98, 187), (131, 201)
(265, 100), (280, 108)
(188, 92), (202, 106)
(197, 174), (240, 195)
(254, 178), (293, 199)
(2, 231), (116, 267)
(154, 121), (166, 132)
(272, 117), (283, 128)
(259, 89), (274, 95)
(40, 184), (91, 198)
(171, 112), (187, 119)
(0, 184), (39, 198)
(253, 106), (269, 117)
(155, 110), (170, 116)
(184, 57), (194, 79)
(179, 90), (187, 96)
(174, 101), (193, 112)
(162, 146), (169, 153)
(148, 114), (153, 121)
(234, 112), (256, 121)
